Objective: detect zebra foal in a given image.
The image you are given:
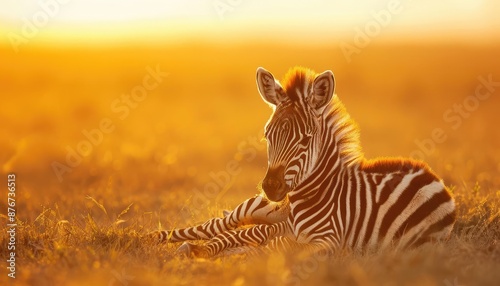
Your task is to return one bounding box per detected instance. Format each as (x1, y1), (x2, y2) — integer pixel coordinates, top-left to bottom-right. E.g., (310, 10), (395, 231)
(154, 66), (456, 258)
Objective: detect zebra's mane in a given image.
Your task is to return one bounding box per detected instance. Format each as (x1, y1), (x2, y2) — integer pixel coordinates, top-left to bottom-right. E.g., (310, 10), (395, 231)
(280, 66), (364, 167)
(281, 66), (316, 102)
(324, 95), (364, 166)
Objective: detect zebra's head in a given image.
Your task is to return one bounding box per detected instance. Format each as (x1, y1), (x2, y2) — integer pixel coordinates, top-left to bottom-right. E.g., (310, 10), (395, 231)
(257, 67), (335, 202)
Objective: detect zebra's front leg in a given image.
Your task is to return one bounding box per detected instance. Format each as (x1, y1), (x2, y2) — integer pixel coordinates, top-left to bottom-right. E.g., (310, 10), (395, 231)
(257, 235), (338, 272)
(154, 195), (289, 242)
(178, 221), (290, 258)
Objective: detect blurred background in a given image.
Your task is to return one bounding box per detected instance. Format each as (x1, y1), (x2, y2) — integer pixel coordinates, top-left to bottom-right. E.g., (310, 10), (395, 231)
(1, 0), (500, 222)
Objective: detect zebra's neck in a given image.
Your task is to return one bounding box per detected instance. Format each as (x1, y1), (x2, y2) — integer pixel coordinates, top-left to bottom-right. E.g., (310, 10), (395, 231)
(289, 96), (363, 201)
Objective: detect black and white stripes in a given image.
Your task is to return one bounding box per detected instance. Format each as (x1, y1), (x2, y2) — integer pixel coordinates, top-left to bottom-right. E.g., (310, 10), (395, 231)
(156, 66), (456, 257)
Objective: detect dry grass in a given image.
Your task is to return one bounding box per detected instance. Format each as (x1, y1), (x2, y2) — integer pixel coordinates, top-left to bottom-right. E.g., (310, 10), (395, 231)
(1, 42), (500, 285)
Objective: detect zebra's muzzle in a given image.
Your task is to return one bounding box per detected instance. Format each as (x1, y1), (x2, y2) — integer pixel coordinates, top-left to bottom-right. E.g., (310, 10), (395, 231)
(262, 166), (288, 202)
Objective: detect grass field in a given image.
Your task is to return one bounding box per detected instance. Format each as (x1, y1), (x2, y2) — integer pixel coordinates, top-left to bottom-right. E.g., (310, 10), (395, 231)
(1, 41), (500, 285)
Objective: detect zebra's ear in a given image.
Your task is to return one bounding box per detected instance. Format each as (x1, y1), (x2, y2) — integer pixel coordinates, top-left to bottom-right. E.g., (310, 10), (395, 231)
(256, 67), (286, 106)
(310, 70), (335, 111)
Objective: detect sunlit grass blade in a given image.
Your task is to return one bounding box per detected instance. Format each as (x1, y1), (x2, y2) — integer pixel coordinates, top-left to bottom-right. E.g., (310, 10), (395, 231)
(117, 203), (133, 221)
(86, 195), (108, 217)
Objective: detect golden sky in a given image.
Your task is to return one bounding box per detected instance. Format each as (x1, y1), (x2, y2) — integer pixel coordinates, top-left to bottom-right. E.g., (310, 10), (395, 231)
(1, 0), (499, 44)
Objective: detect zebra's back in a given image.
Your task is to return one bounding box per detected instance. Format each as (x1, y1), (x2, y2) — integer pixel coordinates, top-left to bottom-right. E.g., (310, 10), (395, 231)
(350, 158), (456, 250)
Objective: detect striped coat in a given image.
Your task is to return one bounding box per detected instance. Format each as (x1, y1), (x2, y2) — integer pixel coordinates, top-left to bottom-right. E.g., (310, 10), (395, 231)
(156, 66), (456, 257)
